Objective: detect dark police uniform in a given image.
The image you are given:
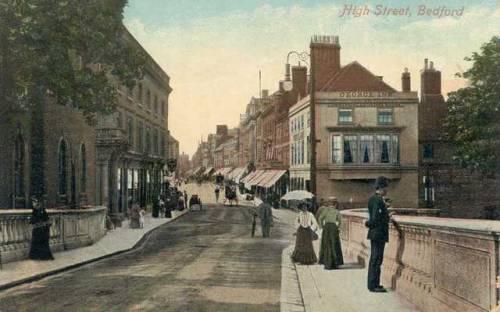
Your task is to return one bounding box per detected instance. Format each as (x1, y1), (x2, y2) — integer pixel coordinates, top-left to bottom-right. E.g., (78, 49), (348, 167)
(366, 192), (390, 291)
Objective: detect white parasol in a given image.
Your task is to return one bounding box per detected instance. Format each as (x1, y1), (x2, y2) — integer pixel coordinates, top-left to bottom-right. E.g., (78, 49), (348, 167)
(281, 190), (314, 201)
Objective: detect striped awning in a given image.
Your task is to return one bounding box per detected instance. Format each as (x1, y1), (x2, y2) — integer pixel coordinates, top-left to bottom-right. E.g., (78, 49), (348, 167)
(259, 170), (287, 188)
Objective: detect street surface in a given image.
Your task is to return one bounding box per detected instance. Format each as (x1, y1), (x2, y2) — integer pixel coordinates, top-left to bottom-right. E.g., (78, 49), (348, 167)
(0, 184), (295, 312)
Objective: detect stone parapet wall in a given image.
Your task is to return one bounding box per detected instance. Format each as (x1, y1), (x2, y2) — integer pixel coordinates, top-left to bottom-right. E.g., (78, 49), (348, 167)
(0, 207), (107, 264)
(341, 209), (500, 312)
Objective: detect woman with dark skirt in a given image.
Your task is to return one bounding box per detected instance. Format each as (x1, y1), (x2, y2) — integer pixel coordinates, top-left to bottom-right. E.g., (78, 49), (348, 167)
(318, 197), (344, 270)
(29, 198), (54, 261)
(164, 195), (173, 218)
(291, 203), (319, 265)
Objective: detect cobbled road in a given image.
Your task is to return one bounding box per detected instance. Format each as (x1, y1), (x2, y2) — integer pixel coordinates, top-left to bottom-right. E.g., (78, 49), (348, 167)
(0, 187), (294, 312)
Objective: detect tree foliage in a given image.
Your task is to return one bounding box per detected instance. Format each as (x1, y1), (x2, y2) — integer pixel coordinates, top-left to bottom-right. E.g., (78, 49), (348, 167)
(0, 0), (145, 123)
(444, 36), (500, 173)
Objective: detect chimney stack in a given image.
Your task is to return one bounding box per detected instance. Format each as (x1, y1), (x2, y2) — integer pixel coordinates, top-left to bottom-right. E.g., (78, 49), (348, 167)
(402, 68), (411, 92)
(421, 59), (441, 96)
(262, 89), (269, 99)
(310, 35), (341, 91)
(292, 66), (308, 100)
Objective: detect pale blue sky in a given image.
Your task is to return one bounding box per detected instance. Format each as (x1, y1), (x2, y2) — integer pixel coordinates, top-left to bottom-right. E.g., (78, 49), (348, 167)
(124, 1), (499, 155)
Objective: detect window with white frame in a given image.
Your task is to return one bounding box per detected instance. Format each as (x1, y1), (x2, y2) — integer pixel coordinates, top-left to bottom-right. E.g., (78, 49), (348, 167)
(331, 133), (399, 165)
(332, 135), (342, 164)
(338, 109), (353, 123)
(378, 108), (393, 124)
(343, 135), (358, 163)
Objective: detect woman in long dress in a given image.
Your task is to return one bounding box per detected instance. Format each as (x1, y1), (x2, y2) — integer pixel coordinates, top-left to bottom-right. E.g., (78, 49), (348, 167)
(29, 198), (54, 260)
(291, 203), (318, 265)
(318, 197), (344, 270)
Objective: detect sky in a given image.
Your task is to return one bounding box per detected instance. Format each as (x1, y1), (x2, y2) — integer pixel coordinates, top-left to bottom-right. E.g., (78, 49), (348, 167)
(123, 0), (500, 156)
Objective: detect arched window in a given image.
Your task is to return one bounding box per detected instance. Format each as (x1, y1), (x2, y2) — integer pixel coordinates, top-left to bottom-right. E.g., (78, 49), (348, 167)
(154, 95), (158, 113)
(14, 134), (25, 197)
(59, 139), (67, 195)
(137, 83), (143, 103)
(146, 89), (151, 108)
(80, 144), (87, 193)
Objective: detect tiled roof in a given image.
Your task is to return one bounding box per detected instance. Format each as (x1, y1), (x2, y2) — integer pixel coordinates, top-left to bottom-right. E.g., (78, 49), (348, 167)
(320, 61), (396, 92)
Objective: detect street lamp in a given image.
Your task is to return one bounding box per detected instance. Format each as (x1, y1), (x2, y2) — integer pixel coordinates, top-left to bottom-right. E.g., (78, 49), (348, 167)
(283, 50), (316, 196)
(283, 51), (309, 92)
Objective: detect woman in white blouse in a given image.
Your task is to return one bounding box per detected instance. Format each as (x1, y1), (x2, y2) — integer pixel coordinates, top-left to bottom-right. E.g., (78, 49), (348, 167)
(291, 203), (319, 264)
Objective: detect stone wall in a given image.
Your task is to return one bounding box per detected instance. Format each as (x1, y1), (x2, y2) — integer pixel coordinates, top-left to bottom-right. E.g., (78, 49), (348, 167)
(341, 209), (500, 312)
(0, 206), (107, 264)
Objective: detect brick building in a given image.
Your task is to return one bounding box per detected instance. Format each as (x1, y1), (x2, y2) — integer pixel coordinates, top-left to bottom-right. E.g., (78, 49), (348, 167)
(96, 29), (172, 222)
(307, 36), (419, 208)
(418, 60), (500, 218)
(0, 97), (98, 209)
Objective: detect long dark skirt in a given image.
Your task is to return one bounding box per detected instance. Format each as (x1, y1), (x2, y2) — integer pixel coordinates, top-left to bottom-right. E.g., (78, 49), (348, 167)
(319, 223), (344, 269)
(165, 206), (172, 218)
(291, 226), (317, 265)
(29, 225), (54, 260)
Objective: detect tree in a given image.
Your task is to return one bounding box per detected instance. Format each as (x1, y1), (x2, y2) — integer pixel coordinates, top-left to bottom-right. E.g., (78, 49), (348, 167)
(0, 0), (145, 123)
(0, 0), (146, 197)
(444, 36), (500, 173)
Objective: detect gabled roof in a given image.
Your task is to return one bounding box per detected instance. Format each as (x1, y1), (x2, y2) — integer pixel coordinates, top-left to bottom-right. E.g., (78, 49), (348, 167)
(320, 61), (396, 92)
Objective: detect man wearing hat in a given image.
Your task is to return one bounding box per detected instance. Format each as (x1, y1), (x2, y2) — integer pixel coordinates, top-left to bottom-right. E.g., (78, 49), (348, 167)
(366, 176), (392, 292)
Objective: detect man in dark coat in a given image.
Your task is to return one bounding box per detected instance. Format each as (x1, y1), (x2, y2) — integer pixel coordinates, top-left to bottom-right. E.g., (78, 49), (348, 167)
(366, 176), (392, 292)
(259, 201), (273, 238)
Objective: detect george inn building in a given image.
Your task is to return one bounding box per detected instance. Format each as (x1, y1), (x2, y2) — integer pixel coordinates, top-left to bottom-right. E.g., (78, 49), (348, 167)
(291, 36), (419, 208)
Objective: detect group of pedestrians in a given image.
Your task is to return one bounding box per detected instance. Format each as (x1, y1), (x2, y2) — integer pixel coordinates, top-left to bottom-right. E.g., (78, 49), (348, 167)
(289, 176), (393, 293)
(291, 197), (343, 269)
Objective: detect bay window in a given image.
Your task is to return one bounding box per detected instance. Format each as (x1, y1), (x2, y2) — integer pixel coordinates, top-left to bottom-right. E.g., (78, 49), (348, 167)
(331, 133), (399, 165)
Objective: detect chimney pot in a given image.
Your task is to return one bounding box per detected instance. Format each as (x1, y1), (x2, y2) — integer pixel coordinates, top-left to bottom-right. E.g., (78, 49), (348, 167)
(424, 58), (429, 70)
(402, 69), (411, 92)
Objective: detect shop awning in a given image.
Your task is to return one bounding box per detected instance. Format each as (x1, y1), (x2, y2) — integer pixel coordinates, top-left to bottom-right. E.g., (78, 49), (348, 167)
(193, 167), (205, 175)
(203, 167), (214, 176)
(228, 167), (246, 181)
(241, 170), (258, 184)
(248, 170), (268, 186)
(260, 170), (287, 188)
(222, 167), (234, 177)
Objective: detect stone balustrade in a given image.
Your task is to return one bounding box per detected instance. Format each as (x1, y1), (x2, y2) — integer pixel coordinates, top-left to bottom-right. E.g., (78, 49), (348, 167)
(0, 207), (107, 265)
(341, 208), (500, 312)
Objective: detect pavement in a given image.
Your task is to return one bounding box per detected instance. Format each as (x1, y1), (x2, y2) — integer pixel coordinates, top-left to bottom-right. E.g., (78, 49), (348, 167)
(0, 209), (188, 291)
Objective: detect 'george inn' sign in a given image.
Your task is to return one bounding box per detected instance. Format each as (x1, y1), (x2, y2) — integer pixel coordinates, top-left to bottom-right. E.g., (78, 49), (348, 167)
(337, 91), (394, 98)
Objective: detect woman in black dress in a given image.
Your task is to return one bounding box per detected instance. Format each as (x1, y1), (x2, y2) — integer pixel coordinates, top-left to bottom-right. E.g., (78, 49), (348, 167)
(29, 198), (54, 260)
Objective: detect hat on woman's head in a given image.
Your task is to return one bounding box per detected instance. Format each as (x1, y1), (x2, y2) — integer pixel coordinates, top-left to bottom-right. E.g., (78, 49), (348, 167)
(328, 196), (338, 202)
(374, 176), (389, 189)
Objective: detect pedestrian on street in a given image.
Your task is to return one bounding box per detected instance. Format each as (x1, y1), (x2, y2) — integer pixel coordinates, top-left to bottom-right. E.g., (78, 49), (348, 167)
(214, 185), (220, 203)
(29, 197), (54, 261)
(164, 195), (173, 218)
(152, 196), (160, 218)
(317, 197), (344, 270)
(128, 201), (141, 228)
(183, 190), (188, 209)
(291, 203), (318, 265)
(365, 176), (392, 293)
(159, 196), (166, 218)
(259, 199), (273, 238)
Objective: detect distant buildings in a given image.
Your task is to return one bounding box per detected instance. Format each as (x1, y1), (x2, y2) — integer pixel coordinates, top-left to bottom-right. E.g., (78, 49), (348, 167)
(186, 35), (496, 218)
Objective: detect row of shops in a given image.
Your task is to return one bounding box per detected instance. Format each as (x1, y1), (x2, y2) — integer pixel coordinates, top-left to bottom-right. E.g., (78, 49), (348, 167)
(186, 166), (289, 198)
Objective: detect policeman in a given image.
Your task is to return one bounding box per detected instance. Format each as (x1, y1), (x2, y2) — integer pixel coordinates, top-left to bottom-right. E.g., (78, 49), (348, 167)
(365, 176), (393, 293)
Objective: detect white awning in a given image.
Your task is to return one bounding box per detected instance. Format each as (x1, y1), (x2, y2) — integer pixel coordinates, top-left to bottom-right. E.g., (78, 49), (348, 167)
(203, 167), (214, 175)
